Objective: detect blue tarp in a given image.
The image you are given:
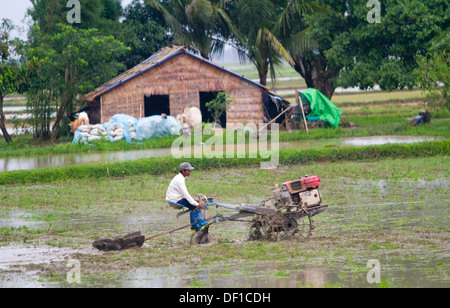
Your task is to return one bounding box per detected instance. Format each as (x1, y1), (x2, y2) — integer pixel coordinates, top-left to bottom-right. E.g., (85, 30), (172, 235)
(135, 115), (181, 141)
(72, 114), (181, 145)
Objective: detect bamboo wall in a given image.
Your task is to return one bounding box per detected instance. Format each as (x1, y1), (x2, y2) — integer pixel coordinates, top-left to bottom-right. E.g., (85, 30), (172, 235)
(99, 53), (264, 125)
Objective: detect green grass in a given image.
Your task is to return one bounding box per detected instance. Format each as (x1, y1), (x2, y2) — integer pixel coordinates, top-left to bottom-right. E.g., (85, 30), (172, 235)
(1, 153), (446, 213)
(285, 88), (426, 102)
(2, 100), (27, 107)
(281, 117), (450, 140)
(0, 139), (447, 186)
(330, 90), (425, 104)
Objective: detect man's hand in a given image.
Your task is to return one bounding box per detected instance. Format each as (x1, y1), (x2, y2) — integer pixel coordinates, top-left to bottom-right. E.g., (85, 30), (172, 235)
(196, 202), (205, 210)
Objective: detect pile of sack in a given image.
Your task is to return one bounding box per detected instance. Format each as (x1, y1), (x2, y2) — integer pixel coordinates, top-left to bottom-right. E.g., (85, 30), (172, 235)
(106, 123), (125, 141)
(103, 114), (139, 143)
(72, 113), (181, 145)
(77, 124), (108, 143)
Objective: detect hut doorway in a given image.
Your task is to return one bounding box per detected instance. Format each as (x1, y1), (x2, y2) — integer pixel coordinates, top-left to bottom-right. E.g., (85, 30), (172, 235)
(199, 91), (226, 126)
(144, 95), (170, 117)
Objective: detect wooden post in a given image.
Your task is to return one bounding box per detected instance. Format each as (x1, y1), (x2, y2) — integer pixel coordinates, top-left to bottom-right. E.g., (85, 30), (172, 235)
(296, 90), (309, 134)
(258, 105), (293, 132)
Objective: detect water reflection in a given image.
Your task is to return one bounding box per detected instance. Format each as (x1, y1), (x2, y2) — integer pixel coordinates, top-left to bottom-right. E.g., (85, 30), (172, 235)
(127, 263), (329, 288)
(0, 135), (441, 172)
(0, 148), (172, 172)
(341, 135), (440, 146)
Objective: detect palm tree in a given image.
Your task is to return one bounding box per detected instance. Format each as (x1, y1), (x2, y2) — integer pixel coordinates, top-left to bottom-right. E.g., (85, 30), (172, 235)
(228, 0), (326, 87)
(230, 0), (293, 86)
(273, 0), (333, 98)
(146, 0), (237, 60)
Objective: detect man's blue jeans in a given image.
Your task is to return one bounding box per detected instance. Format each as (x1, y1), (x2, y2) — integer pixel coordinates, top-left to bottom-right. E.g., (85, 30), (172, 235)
(176, 198), (207, 230)
(176, 198), (198, 211)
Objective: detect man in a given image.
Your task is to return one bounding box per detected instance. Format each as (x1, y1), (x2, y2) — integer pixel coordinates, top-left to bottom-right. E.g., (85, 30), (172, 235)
(166, 162), (204, 210)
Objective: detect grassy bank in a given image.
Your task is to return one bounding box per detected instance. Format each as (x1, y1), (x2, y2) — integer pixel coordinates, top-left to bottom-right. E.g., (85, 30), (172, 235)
(0, 139), (448, 185)
(285, 89), (427, 103)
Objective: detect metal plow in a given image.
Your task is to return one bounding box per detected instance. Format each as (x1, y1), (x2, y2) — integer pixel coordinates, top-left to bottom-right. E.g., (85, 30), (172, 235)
(211, 201), (328, 241)
(92, 175), (328, 251)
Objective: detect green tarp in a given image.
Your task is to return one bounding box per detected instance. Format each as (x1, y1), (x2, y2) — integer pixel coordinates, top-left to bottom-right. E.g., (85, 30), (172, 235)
(300, 88), (342, 128)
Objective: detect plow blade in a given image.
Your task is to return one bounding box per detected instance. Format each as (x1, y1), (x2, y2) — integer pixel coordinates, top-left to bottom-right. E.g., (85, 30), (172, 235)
(92, 231), (145, 252)
(306, 204), (328, 217)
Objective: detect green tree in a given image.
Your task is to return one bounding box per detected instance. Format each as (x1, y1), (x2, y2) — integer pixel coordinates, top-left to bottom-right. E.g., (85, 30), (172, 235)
(25, 44), (58, 140)
(205, 91), (232, 125)
(120, 0), (171, 69)
(332, 0), (449, 92)
(26, 24), (129, 141)
(415, 31), (449, 111)
(28, 0), (123, 36)
(147, 0), (237, 60)
(227, 0), (322, 87)
(230, 0), (294, 86)
(0, 19), (26, 143)
(292, 0), (449, 99)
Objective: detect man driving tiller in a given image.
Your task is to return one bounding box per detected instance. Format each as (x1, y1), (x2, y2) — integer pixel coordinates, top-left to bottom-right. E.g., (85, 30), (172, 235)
(166, 162), (211, 232)
(92, 163), (328, 250)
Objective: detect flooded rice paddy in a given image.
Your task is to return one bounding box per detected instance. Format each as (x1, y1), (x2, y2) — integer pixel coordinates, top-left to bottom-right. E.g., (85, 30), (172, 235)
(0, 175), (448, 288)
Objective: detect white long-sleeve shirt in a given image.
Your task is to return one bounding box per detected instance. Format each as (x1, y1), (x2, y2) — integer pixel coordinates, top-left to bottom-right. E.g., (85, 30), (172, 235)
(166, 173), (199, 206)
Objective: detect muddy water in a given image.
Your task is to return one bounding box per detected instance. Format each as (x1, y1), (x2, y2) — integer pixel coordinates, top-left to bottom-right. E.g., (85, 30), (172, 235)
(0, 245), (92, 271)
(0, 135), (442, 172)
(0, 177), (448, 288)
(116, 258), (449, 288)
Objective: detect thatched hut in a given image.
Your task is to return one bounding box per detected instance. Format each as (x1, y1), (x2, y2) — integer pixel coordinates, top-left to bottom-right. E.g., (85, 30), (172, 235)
(81, 45), (289, 126)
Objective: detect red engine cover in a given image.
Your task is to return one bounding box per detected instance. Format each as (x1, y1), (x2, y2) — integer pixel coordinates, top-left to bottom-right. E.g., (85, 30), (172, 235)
(300, 175), (321, 188)
(282, 175), (321, 193)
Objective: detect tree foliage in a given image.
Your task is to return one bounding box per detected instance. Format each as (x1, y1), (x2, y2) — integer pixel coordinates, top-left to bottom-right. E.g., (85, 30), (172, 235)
(229, 0), (294, 86)
(147, 0), (238, 60)
(120, 0), (171, 69)
(0, 19), (27, 143)
(415, 31), (449, 111)
(295, 0), (449, 98)
(205, 91), (232, 125)
(25, 24), (129, 141)
(28, 0), (123, 35)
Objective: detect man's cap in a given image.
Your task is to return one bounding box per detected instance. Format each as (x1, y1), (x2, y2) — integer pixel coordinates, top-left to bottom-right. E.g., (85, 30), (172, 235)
(180, 162), (194, 171)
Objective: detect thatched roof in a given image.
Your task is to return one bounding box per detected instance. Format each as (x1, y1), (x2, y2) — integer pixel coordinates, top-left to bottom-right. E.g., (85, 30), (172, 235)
(81, 45), (268, 102)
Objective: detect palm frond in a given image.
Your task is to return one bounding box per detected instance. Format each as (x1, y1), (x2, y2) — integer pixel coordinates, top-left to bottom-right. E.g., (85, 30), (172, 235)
(273, 0), (329, 36)
(147, 0), (184, 33)
(256, 28), (293, 66)
(185, 0), (213, 27)
(288, 28), (316, 55)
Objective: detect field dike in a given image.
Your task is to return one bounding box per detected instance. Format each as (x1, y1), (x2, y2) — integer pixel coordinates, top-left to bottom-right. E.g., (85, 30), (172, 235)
(0, 139), (448, 185)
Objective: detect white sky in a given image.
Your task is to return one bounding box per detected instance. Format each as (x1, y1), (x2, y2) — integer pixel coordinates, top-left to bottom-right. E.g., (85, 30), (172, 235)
(0, 0), (33, 40)
(0, 0), (133, 40)
(0, 0), (239, 63)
